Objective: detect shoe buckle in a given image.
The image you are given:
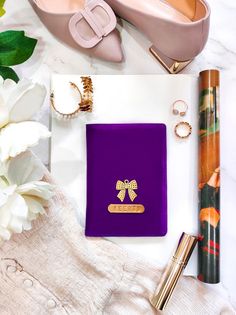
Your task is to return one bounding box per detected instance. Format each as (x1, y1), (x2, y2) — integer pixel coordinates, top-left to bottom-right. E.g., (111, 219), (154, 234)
(69, 0), (116, 49)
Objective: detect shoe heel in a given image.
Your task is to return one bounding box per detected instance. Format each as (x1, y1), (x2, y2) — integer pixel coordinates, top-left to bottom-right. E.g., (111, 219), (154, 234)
(149, 45), (192, 74)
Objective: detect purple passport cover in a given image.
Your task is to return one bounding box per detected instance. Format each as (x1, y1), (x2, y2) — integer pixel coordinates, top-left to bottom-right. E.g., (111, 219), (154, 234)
(85, 124), (167, 237)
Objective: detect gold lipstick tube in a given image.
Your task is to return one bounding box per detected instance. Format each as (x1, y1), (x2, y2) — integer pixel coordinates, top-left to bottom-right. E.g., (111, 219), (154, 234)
(150, 233), (198, 311)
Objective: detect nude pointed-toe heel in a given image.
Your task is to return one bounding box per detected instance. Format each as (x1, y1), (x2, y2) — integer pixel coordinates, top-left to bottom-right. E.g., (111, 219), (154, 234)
(29, 0), (124, 62)
(106, 0), (210, 73)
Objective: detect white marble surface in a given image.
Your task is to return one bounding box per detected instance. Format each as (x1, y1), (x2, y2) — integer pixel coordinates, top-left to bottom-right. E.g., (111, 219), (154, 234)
(2, 0), (236, 310)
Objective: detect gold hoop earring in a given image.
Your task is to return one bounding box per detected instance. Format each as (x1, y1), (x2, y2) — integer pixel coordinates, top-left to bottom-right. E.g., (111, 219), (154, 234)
(51, 76), (93, 120)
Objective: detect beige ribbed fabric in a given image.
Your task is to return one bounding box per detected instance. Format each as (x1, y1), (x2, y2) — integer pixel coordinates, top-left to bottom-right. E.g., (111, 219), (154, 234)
(0, 162), (235, 314)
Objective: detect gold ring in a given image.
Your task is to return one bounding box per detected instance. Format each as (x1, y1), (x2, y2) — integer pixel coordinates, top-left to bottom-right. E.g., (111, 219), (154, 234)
(174, 121), (192, 139)
(172, 100), (188, 117)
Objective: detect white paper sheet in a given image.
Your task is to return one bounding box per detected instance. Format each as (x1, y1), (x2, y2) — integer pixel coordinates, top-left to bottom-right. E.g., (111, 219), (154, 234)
(51, 74), (199, 275)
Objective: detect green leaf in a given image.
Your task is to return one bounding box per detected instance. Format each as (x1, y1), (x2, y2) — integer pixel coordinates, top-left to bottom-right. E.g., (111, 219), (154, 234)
(0, 7), (5, 17)
(0, 66), (19, 82)
(0, 0), (6, 17)
(0, 30), (37, 66)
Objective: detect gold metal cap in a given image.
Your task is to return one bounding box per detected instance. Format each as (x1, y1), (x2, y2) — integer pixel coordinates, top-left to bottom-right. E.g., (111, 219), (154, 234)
(150, 233), (198, 311)
(200, 69), (220, 89)
(173, 233), (198, 266)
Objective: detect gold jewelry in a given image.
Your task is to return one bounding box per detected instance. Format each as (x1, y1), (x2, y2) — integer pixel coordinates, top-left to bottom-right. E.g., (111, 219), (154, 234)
(174, 121), (192, 139)
(50, 76), (93, 120)
(172, 100), (188, 117)
(108, 204), (145, 214)
(116, 179), (138, 202)
(80, 76), (93, 113)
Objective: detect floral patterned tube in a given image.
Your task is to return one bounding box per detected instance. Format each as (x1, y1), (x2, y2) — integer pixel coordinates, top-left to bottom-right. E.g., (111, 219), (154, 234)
(198, 70), (220, 284)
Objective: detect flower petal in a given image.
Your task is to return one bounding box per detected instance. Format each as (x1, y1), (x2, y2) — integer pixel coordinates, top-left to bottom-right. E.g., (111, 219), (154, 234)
(0, 76), (4, 86)
(24, 195), (45, 215)
(0, 184), (16, 207)
(0, 94), (4, 107)
(0, 177), (7, 190)
(0, 226), (12, 241)
(0, 104), (9, 128)
(0, 78), (16, 110)
(0, 192), (28, 234)
(0, 160), (8, 176)
(9, 193), (28, 218)
(22, 219), (32, 231)
(8, 216), (24, 233)
(5, 80), (32, 111)
(3, 78), (17, 90)
(0, 121), (51, 161)
(8, 82), (46, 122)
(0, 193), (8, 208)
(16, 181), (54, 200)
(0, 201), (11, 227)
(7, 151), (44, 185)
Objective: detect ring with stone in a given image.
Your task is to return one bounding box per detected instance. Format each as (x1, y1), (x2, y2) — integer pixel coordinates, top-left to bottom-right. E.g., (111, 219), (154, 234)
(172, 100), (188, 116)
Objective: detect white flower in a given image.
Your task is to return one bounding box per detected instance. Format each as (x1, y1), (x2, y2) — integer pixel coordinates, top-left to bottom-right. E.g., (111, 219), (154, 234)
(0, 77), (51, 161)
(0, 152), (54, 241)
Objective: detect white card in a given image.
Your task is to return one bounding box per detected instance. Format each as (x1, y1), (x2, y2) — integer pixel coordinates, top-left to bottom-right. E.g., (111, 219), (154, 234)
(51, 74), (199, 275)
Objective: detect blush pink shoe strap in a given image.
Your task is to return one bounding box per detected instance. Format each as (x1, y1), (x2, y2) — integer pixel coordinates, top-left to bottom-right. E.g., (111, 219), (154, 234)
(69, 0), (117, 49)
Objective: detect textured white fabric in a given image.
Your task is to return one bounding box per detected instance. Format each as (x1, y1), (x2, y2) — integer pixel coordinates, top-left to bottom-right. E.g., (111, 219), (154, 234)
(0, 153), (235, 315)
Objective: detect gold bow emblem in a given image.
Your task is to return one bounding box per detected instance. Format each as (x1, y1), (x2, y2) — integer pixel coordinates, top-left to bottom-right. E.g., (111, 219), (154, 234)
(116, 179), (138, 202)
